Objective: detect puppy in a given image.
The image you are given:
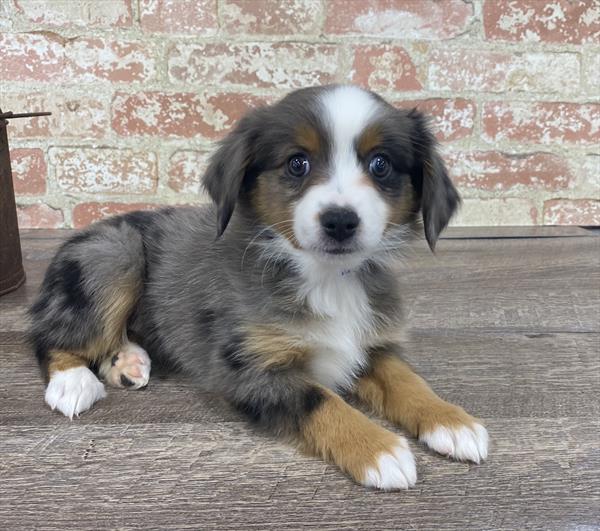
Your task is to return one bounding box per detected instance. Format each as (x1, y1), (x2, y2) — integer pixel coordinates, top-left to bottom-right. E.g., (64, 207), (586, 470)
(28, 85), (488, 490)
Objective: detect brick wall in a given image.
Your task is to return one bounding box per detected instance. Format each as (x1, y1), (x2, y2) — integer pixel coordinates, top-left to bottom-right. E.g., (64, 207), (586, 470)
(2, 0), (598, 229)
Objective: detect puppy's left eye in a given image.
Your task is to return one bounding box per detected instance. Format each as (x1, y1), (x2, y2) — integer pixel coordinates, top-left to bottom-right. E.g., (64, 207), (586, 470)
(287, 154), (310, 178)
(369, 154), (392, 180)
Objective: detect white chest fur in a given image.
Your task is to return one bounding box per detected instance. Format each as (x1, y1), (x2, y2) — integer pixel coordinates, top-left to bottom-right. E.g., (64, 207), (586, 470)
(296, 263), (375, 390)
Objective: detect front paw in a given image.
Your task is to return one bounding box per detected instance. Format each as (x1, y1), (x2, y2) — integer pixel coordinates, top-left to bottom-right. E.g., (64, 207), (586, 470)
(361, 438), (417, 490)
(418, 406), (488, 463)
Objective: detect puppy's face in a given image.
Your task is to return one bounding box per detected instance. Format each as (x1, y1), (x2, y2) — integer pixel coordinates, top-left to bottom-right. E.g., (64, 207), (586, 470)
(204, 85), (459, 263)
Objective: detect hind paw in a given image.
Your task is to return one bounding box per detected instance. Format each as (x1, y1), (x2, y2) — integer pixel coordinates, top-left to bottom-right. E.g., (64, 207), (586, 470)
(102, 342), (151, 389)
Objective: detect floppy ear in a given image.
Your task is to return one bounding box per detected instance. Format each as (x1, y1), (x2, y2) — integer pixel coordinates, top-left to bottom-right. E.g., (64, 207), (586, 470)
(202, 111), (261, 237)
(409, 110), (461, 251)
(422, 153), (460, 251)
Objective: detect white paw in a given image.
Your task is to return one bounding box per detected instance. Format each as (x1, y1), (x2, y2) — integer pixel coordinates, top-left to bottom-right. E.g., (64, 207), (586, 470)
(420, 423), (488, 463)
(363, 442), (417, 490)
(45, 366), (107, 419)
(104, 342), (151, 389)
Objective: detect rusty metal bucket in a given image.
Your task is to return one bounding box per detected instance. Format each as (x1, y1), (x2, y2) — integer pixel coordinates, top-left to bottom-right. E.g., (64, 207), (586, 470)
(0, 109), (50, 296)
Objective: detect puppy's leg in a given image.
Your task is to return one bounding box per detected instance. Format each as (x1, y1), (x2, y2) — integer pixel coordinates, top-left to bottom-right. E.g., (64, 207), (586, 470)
(226, 328), (416, 490)
(98, 341), (151, 389)
(301, 390), (417, 490)
(356, 348), (488, 463)
(29, 219), (146, 416)
(44, 350), (106, 419)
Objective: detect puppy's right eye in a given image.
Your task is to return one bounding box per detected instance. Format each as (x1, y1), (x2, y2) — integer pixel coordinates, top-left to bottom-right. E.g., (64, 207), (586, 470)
(287, 154), (310, 178)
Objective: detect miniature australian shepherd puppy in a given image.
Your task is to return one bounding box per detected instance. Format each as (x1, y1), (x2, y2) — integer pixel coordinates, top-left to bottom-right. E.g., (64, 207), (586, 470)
(29, 85), (488, 490)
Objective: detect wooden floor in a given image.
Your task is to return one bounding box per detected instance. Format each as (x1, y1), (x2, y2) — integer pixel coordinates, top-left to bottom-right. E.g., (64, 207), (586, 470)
(1, 227), (598, 530)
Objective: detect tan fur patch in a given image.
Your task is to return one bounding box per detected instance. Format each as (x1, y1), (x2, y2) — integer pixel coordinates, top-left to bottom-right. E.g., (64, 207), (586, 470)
(356, 353), (480, 437)
(358, 171), (377, 189)
(356, 125), (382, 158)
(385, 181), (416, 227)
(47, 350), (88, 376)
(98, 275), (141, 354)
(242, 324), (309, 369)
(301, 389), (403, 484)
(295, 124), (321, 154)
(250, 171), (299, 248)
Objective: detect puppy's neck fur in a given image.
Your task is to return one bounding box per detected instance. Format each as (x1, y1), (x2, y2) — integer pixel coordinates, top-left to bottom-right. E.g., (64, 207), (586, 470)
(224, 215), (382, 391)
(292, 252), (374, 390)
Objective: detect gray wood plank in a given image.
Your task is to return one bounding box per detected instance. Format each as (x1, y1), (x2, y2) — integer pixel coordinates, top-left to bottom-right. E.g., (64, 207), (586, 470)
(1, 419), (598, 530)
(443, 225), (593, 238)
(403, 236), (600, 333)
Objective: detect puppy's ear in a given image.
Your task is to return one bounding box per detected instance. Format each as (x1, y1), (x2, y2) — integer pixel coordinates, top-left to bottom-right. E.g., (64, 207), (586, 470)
(203, 110), (262, 237)
(422, 153), (460, 251)
(409, 110), (461, 251)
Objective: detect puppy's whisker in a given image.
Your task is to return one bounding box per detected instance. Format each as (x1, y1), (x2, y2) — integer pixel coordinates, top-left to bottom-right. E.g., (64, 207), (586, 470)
(241, 227), (274, 270)
(241, 220), (295, 270)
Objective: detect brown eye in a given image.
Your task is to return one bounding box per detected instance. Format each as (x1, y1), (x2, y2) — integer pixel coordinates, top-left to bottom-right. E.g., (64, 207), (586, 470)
(369, 154), (391, 180)
(287, 154), (310, 178)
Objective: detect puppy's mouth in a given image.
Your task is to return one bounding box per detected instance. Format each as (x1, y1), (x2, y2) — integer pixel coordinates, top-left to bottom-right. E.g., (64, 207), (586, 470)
(312, 240), (363, 258)
(322, 247), (355, 255)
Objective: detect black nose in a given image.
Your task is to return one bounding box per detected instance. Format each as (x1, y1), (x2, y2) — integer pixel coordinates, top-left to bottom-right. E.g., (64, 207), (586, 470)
(320, 207), (360, 242)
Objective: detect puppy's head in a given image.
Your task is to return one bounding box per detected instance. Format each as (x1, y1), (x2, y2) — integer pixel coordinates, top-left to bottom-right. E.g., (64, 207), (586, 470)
(203, 85), (459, 263)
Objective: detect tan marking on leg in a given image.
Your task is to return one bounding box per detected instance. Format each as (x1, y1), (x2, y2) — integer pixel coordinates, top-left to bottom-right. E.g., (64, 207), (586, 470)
(47, 351), (88, 377)
(242, 325), (309, 370)
(357, 353), (478, 436)
(97, 275), (142, 354)
(356, 353), (488, 462)
(301, 390), (413, 487)
(71, 273), (142, 365)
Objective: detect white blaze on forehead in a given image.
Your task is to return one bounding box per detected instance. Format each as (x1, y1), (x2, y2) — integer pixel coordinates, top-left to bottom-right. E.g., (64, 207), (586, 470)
(319, 85), (382, 191)
(320, 85), (381, 148)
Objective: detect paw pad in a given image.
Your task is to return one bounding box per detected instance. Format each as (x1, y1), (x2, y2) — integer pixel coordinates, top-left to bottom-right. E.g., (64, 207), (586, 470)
(103, 342), (151, 389)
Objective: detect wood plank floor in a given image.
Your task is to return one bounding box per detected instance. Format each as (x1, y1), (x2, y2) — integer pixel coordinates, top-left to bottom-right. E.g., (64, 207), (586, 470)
(1, 227), (599, 530)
